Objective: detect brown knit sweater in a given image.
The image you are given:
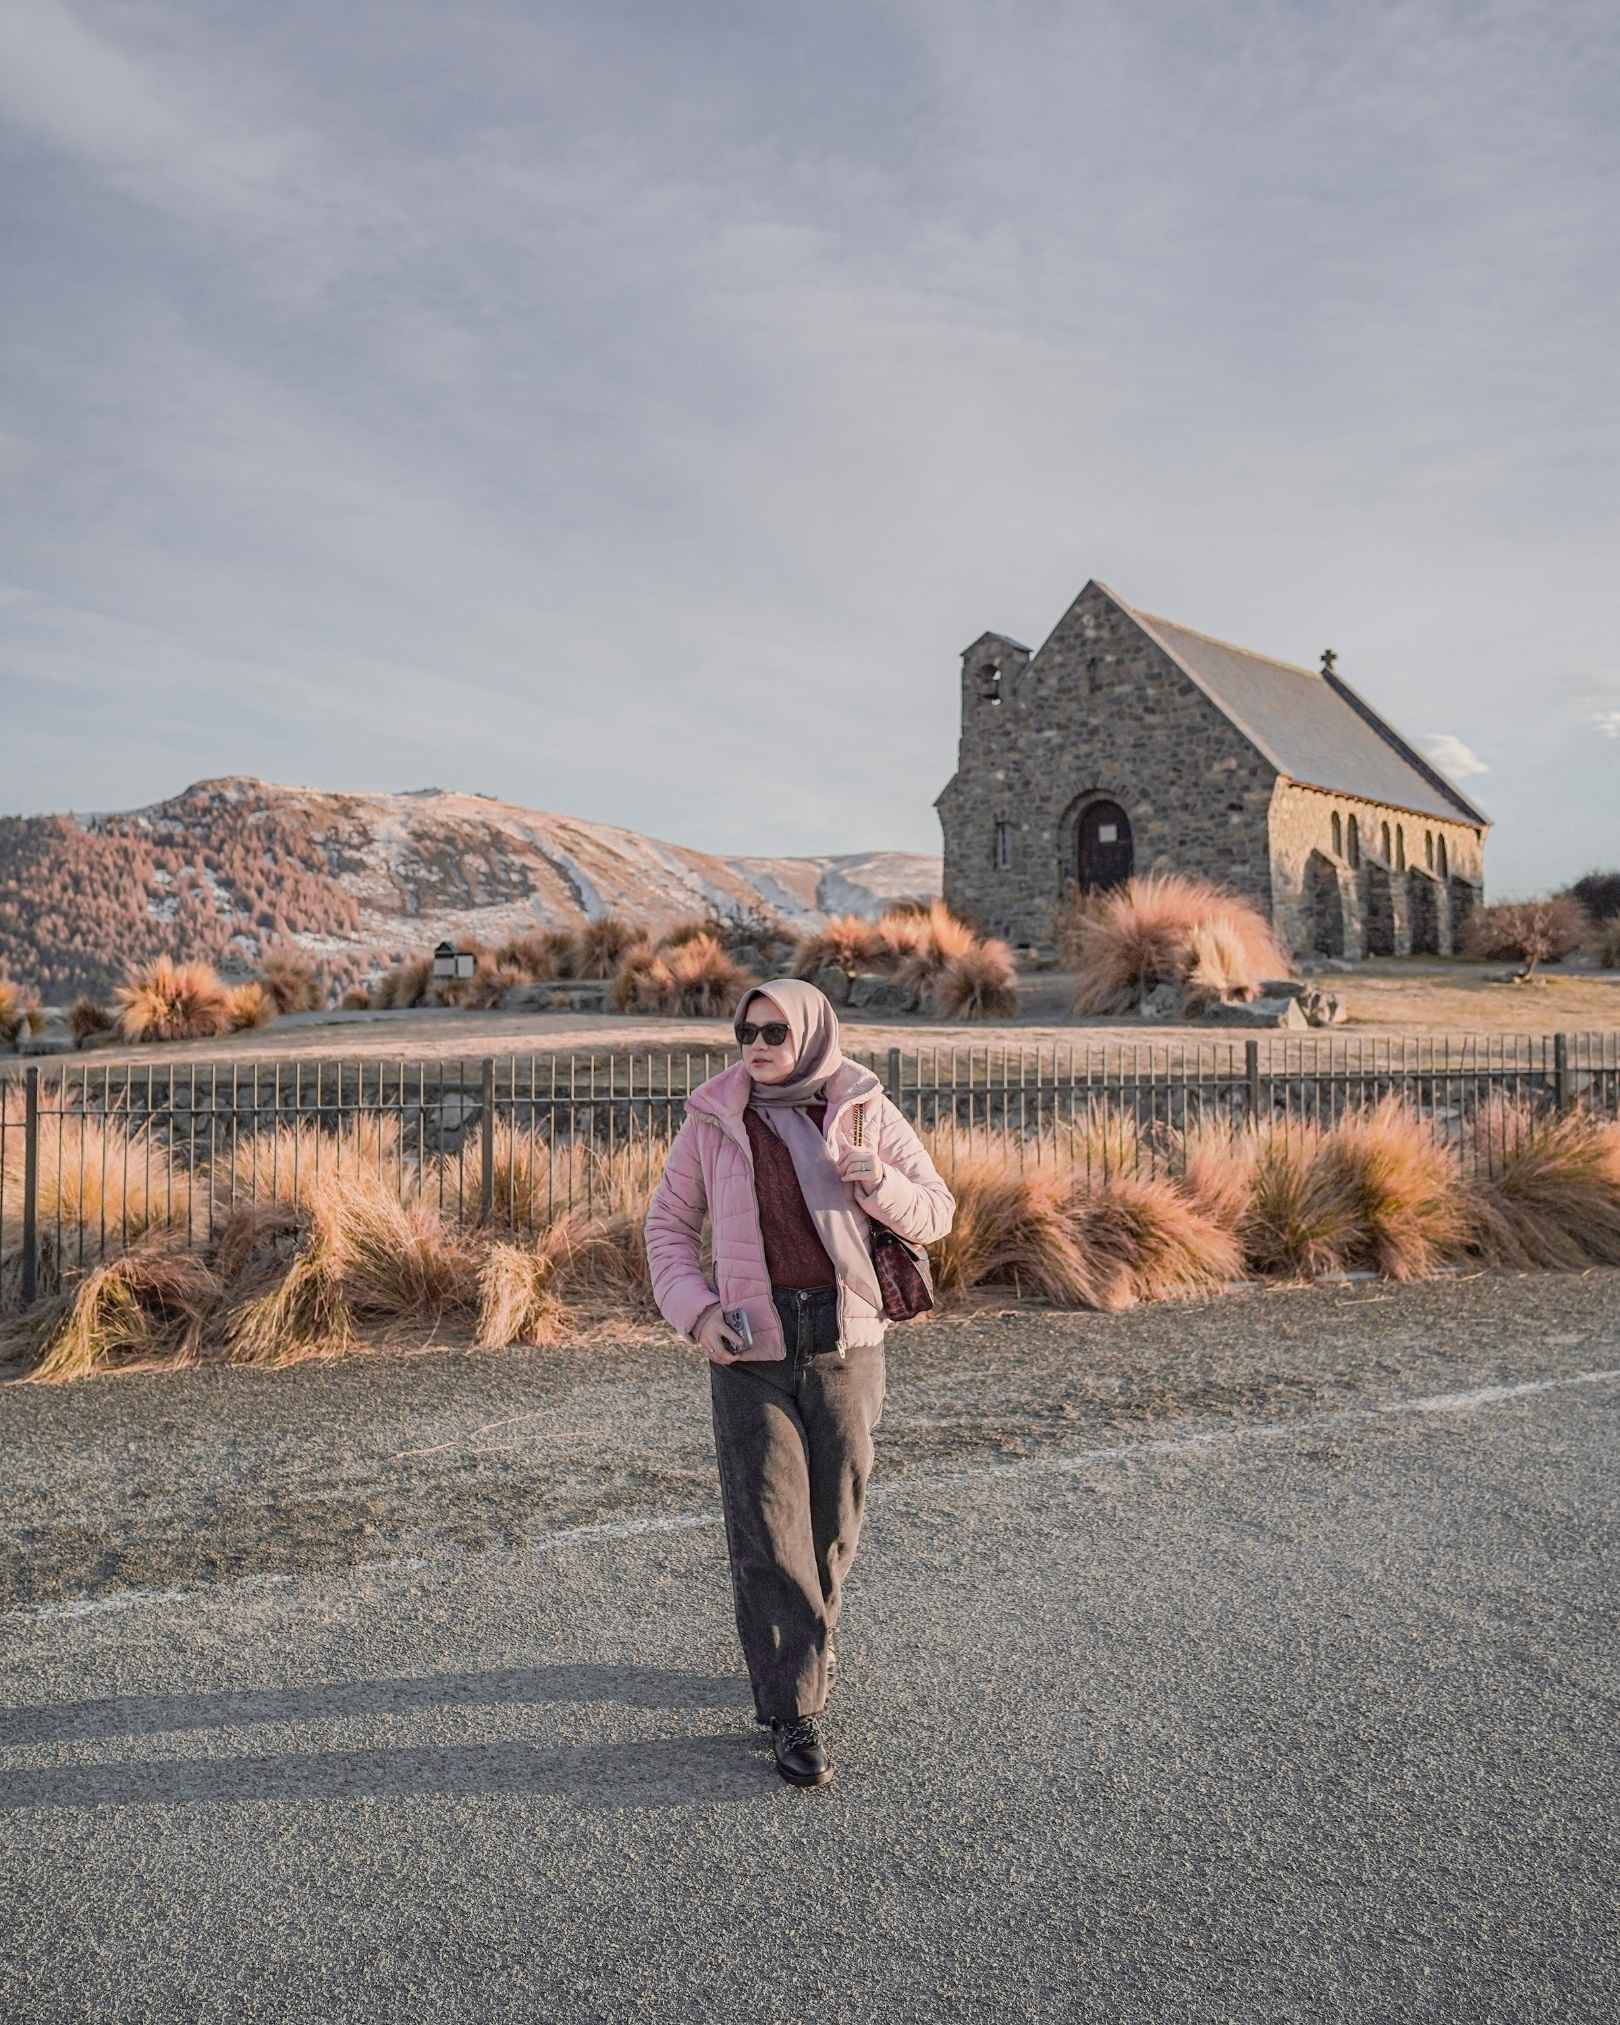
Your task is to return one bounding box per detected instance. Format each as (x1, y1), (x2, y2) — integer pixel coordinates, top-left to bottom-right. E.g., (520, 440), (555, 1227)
(741, 1100), (837, 1288)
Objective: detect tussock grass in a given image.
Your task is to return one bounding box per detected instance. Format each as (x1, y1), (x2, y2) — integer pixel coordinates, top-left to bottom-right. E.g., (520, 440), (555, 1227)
(1062, 873), (1290, 1015)
(0, 1090), (192, 1262)
(932, 940), (1019, 1021)
(225, 981), (277, 1032)
(9, 1095), (1620, 1385)
(259, 950), (324, 1014)
(114, 956), (233, 1042)
(791, 914), (893, 979)
(20, 1247), (223, 1384)
(1464, 1101), (1620, 1269)
(68, 996), (116, 1046)
(0, 977), (36, 1049)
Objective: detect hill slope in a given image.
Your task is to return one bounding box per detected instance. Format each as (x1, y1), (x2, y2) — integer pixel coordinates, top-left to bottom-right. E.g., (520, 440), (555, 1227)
(0, 777), (941, 999)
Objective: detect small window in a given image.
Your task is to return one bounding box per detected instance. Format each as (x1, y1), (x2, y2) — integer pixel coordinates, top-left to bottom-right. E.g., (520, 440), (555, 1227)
(1381, 821), (1392, 861)
(994, 819), (1011, 870)
(1396, 826), (1406, 871)
(978, 662), (1002, 705)
(1425, 831), (1435, 869)
(1347, 815), (1361, 868)
(1331, 812), (1343, 856)
(1437, 835), (1449, 880)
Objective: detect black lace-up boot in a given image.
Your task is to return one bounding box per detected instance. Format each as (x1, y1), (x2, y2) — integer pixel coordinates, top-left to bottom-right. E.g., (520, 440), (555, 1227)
(769, 1712), (832, 1787)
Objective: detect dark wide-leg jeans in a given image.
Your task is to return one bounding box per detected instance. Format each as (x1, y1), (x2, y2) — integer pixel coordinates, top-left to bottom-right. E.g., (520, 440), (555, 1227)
(708, 1283), (887, 1727)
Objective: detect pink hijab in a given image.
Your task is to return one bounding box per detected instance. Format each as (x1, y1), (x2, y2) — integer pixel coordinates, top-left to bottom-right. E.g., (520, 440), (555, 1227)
(734, 976), (883, 1311)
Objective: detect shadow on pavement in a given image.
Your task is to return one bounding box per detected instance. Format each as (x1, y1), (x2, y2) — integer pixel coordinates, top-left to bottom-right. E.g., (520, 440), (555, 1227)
(0, 1726), (772, 1812)
(2, 1661), (742, 1749)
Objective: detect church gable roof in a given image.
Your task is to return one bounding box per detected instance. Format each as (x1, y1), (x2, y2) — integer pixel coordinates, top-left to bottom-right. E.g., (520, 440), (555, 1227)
(1096, 586), (1488, 827)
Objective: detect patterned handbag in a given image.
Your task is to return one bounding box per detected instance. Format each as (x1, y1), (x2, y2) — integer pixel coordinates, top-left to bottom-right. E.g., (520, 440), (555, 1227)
(852, 1102), (935, 1320)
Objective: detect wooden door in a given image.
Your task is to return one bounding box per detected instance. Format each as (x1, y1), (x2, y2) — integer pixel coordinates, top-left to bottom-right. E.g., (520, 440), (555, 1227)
(1078, 800), (1134, 892)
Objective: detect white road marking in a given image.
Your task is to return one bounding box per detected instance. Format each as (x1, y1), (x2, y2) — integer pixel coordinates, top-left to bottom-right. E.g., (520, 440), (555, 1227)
(9, 1368), (1618, 1626)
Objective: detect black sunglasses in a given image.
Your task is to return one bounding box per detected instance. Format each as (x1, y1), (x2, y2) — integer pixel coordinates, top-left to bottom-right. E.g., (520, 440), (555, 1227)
(736, 1021), (791, 1047)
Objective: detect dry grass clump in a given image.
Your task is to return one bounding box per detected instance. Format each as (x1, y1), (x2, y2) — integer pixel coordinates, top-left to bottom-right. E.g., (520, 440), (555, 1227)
(225, 981), (277, 1032)
(924, 1146), (1103, 1307)
(611, 932), (753, 1018)
(68, 996), (117, 1046)
(1062, 874), (1290, 1015)
(580, 913), (645, 977)
(21, 1246), (223, 1384)
(494, 929), (582, 979)
(369, 955), (434, 1011)
(1464, 1101), (1620, 1269)
(340, 985), (373, 1010)
(114, 956), (232, 1042)
(932, 939), (1019, 1021)
(611, 941), (675, 1012)
(791, 914), (892, 979)
(259, 949), (324, 1014)
(1068, 1174), (1243, 1310)
(210, 1115), (408, 1213)
(0, 1091), (192, 1268)
(1318, 1100), (1467, 1279)
(0, 977), (37, 1049)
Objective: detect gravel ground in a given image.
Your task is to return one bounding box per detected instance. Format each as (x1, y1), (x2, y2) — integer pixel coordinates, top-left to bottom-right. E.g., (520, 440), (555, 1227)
(2, 1271), (1617, 1615)
(1, 1270), (1617, 2022)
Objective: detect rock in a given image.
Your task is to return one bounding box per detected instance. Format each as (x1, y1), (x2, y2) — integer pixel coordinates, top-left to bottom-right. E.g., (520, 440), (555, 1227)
(812, 965), (851, 1006)
(19, 1028), (74, 1058)
(1138, 982), (1184, 1021)
(1201, 995), (1310, 1030)
(1302, 989), (1347, 1028)
(1258, 979), (1310, 1001)
(847, 970), (918, 1015)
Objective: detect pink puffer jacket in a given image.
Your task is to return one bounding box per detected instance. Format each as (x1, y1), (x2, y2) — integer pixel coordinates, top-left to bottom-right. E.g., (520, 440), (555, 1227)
(643, 1056), (956, 1361)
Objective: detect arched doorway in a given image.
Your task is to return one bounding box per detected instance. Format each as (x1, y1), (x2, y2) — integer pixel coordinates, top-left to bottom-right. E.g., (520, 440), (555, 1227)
(1077, 800), (1134, 893)
(1306, 851), (1345, 958)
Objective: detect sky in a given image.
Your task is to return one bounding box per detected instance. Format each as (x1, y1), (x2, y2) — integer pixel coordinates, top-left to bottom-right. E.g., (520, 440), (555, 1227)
(1, 0), (1616, 897)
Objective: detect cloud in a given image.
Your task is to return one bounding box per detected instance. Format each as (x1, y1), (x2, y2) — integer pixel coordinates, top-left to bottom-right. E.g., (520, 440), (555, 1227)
(1416, 733), (1489, 780)
(1592, 712), (1620, 740)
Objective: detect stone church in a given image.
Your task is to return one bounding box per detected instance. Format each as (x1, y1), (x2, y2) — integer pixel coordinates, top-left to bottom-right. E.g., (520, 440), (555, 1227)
(935, 578), (1489, 961)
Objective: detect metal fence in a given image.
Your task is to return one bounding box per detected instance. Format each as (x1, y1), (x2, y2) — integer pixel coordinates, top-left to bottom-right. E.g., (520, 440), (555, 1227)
(3, 1033), (1619, 1308)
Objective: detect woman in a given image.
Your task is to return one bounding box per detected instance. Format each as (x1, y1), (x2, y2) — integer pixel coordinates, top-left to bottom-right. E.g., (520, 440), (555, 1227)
(642, 975), (956, 1788)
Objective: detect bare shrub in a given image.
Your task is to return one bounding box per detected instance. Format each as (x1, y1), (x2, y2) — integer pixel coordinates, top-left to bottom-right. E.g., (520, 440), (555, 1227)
(1568, 869), (1620, 923)
(1596, 920), (1620, 970)
(1462, 895), (1589, 975)
(1063, 874), (1290, 1015)
(114, 956), (232, 1042)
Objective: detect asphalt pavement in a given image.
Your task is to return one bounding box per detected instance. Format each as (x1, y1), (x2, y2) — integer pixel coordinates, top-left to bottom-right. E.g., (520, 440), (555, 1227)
(3, 1273), (1618, 2022)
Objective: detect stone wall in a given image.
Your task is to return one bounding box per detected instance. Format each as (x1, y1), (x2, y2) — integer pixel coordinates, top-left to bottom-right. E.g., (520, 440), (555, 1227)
(1267, 782), (1486, 959)
(936, 584), (1278, 947)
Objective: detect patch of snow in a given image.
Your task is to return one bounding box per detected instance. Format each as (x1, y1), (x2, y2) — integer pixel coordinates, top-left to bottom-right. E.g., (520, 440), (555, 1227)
(146, 895), (179, 923)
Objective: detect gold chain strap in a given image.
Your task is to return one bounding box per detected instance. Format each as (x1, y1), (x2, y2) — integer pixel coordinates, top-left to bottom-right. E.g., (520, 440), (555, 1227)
(852, 1102), (864, 1148)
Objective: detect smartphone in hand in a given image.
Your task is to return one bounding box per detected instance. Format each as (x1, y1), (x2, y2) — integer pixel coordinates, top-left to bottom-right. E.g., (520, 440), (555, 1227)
(722, 1306), (754, 1349)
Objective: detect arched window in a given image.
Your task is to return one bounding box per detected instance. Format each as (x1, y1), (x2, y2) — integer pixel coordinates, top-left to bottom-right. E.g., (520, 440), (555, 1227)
(1437, 834), (1449, 880)
(1347, 815), (1361, 868)
(1331, 812), (1343, 857)
(1425, 831), (1435, 869)
(993, 819), (1011, 870)
(978, 662), (1002, 706)
(1396, 825), (1406, 871)
(1381, 821), (1392, 861)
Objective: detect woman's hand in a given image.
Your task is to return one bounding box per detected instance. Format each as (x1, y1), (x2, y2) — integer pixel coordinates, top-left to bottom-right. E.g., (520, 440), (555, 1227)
(836, 1145), (885, 1193)
(694, 1305), (745, 1365)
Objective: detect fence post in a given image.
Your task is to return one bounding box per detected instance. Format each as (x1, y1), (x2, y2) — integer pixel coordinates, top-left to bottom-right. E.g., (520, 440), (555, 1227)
(1245, 1040), (1263, 1127)
(1554, 1032), (1571, 1116)
(479, 1057), (496, 1221)
(885, 1046), (902, 1114)
(20, 1066), (39, 1308)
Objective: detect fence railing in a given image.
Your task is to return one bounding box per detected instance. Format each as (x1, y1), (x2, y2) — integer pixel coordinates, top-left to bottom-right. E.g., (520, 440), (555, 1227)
(3, 1034), (1618, 1309)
